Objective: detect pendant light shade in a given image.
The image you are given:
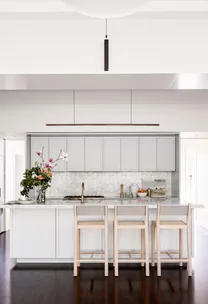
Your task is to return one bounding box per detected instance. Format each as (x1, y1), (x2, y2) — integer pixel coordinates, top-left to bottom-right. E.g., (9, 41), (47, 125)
(63, 0), (147, 18)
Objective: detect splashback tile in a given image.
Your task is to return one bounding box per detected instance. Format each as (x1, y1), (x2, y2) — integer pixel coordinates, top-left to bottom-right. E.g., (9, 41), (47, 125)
(47, 172), (172, 198)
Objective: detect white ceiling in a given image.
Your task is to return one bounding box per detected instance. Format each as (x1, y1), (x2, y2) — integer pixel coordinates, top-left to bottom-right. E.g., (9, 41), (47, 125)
(0, 0), (208, 18)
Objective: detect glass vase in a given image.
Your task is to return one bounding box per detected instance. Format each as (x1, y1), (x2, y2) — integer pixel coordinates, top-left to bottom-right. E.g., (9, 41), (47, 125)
(36, 187), (46, 204)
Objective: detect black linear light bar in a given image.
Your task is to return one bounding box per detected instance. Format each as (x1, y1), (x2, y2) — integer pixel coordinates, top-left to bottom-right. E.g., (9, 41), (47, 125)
(46, 123), (160, 127)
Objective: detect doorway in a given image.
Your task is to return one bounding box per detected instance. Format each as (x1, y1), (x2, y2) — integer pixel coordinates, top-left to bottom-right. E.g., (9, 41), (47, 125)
(181, 138), (208, 229)
(196, 153), (208, 229)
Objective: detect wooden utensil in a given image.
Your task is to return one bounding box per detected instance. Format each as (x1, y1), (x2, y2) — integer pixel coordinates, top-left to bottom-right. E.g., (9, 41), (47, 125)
(120, 184), (124, 198)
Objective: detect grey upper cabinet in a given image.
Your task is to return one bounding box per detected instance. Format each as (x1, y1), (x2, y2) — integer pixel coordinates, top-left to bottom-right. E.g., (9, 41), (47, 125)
(121, 137), (138, 171)
(85, 137), (102, 171)
(103, 137), (121, 171)
(49, 137), (66, 172)
(29, 135), (176, 172)
(157, 137), (175, 171)
(66, 137), (85, 171)
(31, 137), (49, 168)
(139, 137), (157, 171)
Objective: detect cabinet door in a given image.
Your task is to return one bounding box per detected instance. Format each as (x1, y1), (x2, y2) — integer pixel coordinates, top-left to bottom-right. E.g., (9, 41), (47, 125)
(11, 209), (56, 258)
(157, 137), (175, 171)
(139, 137), (157, 171)
(31, 137), (49, 168)
(103, 137), (120, 171)
(121, 137), (138, 171)
(66, 137), (85, 171)
(0, 138), (4, 157)
(49, 137), (66, 171)
(56, 209), (74, 259)
(85, 137), (102, 171)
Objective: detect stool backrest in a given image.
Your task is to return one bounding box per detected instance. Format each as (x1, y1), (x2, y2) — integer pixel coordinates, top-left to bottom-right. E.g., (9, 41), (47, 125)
(74, 205), (107, 216)
(114, 205), (148, 226)
(116, 205), (147, 216)
(157, 203), (191, 223)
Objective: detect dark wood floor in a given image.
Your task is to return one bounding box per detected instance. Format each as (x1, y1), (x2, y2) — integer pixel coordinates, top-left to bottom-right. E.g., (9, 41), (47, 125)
(1, 227), (208, 304)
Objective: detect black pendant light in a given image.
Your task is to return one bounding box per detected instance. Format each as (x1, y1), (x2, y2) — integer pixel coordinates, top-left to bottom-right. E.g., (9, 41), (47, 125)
(104, 19), (109, 71)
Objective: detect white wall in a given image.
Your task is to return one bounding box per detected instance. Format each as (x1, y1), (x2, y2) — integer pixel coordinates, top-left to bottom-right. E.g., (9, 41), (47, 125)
(1, 90), (208, 135)
(5, 140), (25, 201)
(5, 140), (25, 230)
(0, 19), (208, 73)
(181, 138), (208, 228)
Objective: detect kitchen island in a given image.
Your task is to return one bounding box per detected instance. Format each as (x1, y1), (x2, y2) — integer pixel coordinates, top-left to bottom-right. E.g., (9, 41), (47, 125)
(1, 199), (203, 265)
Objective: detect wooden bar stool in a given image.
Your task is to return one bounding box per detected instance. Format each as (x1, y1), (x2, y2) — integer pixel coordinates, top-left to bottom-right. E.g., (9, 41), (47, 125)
(74, 205), (108, 277)
(113, 205), (149, 277)
(151, 204), (192, 277)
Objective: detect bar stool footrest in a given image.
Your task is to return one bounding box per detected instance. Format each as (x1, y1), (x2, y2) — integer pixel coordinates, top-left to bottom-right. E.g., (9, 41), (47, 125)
(77, 260), (106, 263)
(80, 251), (105, 259)
(117, 259), (147, 263)
(158, 259), (189, 263)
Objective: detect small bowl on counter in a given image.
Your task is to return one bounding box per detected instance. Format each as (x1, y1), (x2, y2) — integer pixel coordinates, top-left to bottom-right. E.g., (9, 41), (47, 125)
(137, 190), (148, 198)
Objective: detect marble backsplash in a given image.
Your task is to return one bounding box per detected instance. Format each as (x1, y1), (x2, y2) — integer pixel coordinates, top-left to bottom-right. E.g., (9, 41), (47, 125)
(47, 172), (172, 198)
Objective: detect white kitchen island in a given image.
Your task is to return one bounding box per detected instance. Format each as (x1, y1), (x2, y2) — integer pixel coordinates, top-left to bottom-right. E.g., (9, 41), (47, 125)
(1, 199), (203, 265)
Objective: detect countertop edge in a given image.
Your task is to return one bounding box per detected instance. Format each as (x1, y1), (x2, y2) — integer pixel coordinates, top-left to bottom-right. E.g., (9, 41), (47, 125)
(0, 201), (204, 209)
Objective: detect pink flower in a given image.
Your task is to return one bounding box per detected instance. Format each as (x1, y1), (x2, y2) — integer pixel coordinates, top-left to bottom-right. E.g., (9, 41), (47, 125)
(49, 158), (53, 163)
(36, 150), (42, 156)
(45, 163), (52, 169)
(40, 162), (42, 167)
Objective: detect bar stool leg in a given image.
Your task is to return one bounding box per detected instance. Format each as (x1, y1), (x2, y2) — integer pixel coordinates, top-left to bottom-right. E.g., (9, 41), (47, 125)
(113, 223), (115, 267)
(145, 227), (150, 276)
(187, 225), (192, 276)
(114, 225), (118, 277)
(141, 229), (145, 267)
(105, 225), (108, 277)
(179, 228), (183, 267)
(151, 222), (155, 267)
(74, 226), (78, 277)
(77, 229), (80, 267)
(156, 225), (161, 277)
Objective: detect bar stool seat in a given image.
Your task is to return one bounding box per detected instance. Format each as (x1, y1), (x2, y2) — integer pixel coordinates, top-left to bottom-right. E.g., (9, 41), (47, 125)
(74, 205), (108, 277)
(117, 221), (145, 228)
(151, 204), (192, 277)
(152, 220), (187, 228)
(77, 221), (105, 228)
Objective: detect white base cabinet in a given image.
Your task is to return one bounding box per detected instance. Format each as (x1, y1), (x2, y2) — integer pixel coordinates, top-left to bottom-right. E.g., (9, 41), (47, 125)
(10, 207), (193, 263)
(11, 209), (56, 259)
(56, 209), (74, 258)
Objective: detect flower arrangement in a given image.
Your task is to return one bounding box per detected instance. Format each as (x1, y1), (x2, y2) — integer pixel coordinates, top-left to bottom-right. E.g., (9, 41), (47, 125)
(20, 147), (68, 200)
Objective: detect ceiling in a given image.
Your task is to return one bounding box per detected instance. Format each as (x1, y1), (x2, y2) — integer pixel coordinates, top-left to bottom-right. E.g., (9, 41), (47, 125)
(0, 0), (208, 19)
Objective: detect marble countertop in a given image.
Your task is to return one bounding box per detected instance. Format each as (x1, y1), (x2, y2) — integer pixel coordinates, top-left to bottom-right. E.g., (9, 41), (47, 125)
(0, 197), (204, 209)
